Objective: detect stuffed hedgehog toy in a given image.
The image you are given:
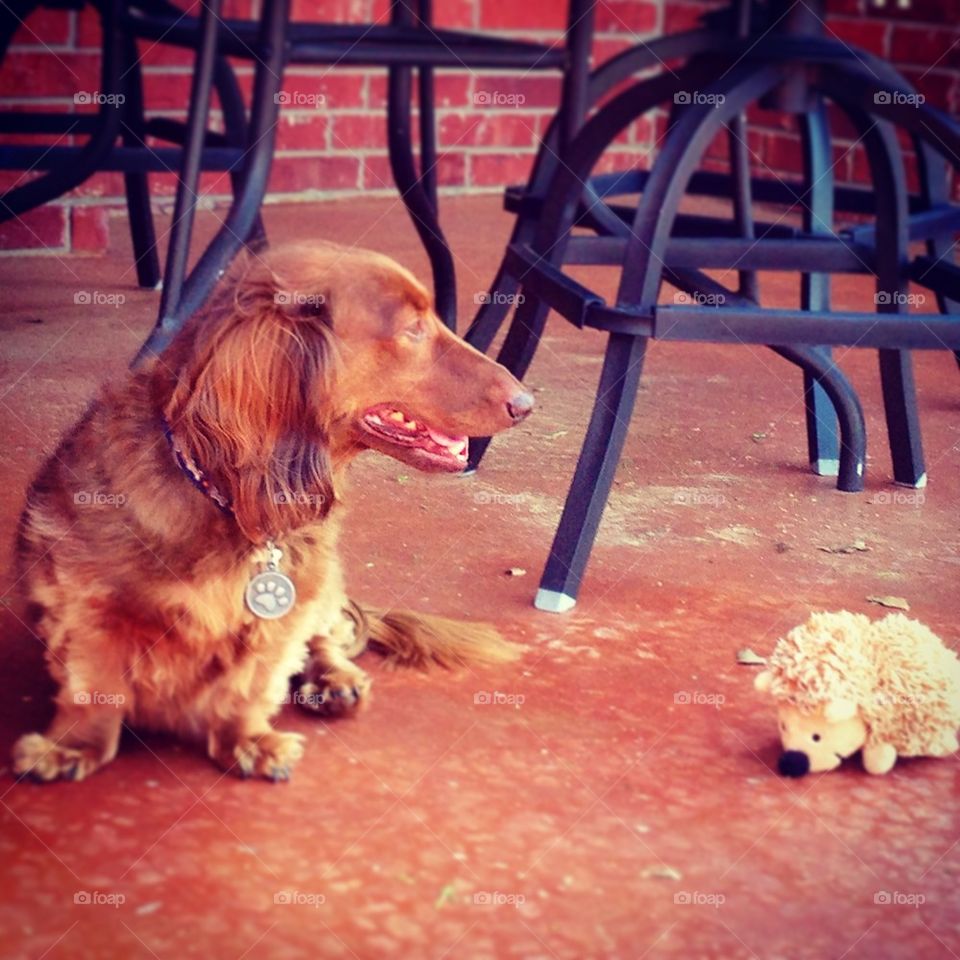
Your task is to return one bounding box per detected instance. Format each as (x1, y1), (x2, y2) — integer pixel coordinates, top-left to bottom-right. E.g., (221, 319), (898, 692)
(755, 610), (960, 776)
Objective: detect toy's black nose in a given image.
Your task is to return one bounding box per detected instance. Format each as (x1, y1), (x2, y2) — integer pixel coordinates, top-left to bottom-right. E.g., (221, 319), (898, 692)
(778, 750), (810, 778)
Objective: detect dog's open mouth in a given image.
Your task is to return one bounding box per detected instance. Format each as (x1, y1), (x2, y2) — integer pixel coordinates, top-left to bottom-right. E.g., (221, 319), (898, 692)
(359, 404), (468, 472)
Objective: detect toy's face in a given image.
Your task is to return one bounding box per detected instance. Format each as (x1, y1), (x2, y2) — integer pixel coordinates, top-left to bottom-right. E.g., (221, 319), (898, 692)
(776, 703), (868, 777)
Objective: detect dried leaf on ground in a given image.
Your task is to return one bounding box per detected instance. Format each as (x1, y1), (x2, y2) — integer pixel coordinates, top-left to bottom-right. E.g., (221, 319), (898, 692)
(819, 540), (869, 555)
(867, 595), (910, 611)
(434, 884), (458, 909)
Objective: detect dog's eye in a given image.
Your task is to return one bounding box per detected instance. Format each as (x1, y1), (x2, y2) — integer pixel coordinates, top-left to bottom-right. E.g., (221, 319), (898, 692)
(812, 733), (821, 742)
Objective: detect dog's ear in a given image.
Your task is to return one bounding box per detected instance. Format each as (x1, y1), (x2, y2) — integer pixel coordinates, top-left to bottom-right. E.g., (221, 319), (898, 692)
(164, 263), (337, 542)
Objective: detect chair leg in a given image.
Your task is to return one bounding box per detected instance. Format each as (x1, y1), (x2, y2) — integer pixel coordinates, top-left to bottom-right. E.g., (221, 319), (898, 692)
(536, 332), (648, 613)
(387, 1), (456, 329)
(120, 34), (161, 289)
(153, 0), (223, 328)
(878, 349), (926, 487)
(821, 80), (926, 487)
(123, 175), (160, 289)
(135, 0), (288, 361)
(726, 114), (759, 303)
(799, 102), (839, 476)
(772, 345), (865, 491)
(914, 136), (960, 373)
(802, 345), (840, 475)
(860, 111), (925, 487)
(214, 55), (267, 250)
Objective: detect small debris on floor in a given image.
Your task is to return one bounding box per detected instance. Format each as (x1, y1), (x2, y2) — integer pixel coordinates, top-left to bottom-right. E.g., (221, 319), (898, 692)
(819, 540), (869, 554)
(736, 648), (767, 666)
(641, 865), (682, 882)
(396, 475), (410, 485)
(434, 884), (458, 909)
(544, 430), (568, 441)
(774, 541), (790, 554)
(751, 432), (767, 443)
(505, 567), (527, 577)
(712, 525), (760, 545)
(867, 595), (910, 611)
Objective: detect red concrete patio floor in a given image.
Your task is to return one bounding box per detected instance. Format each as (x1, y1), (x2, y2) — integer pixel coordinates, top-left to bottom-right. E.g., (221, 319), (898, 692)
(1, 195), (959, 959)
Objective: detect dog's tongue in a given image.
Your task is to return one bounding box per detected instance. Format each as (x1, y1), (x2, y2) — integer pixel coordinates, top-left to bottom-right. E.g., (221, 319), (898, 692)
(427, 427), (467, 448)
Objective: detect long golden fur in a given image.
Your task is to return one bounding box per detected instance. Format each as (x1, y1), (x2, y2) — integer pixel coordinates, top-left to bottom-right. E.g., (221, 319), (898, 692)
(13, 242), (530, 782)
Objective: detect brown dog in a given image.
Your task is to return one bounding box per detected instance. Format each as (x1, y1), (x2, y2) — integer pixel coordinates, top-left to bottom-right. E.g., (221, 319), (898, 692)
(12, 242), (532, 782)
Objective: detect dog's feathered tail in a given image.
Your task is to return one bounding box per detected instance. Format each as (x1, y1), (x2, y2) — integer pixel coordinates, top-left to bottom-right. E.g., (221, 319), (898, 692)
(360, 608), (522, 670)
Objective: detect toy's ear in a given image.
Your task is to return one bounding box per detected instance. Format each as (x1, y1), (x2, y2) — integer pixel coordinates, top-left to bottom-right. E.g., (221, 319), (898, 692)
(754, 671), (773, 693)
(824, 698), (858, 722)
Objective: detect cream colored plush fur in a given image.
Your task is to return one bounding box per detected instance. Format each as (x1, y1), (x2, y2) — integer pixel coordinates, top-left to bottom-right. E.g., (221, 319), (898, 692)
(755, 611), (960, 774)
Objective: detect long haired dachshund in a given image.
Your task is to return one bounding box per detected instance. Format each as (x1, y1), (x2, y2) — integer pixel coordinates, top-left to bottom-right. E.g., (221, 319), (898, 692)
(12, 243), (533, 782)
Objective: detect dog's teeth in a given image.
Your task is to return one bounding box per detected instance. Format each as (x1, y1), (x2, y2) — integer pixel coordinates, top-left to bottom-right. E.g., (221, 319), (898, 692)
(387, 411), (405, 423)
(369, 414), (383, 425)
(405, 420), (418, 431)
(450, 441), (467, 456)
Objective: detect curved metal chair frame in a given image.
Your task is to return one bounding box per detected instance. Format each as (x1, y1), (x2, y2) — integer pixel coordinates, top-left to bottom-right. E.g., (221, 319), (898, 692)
(2, 0), (592, 341)
(0, 0), (257, 290)
(132, 0), (591, 358)
(463, 31), (960, 612)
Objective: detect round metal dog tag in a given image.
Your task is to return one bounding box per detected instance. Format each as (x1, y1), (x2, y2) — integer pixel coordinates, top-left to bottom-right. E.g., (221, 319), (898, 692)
(245, 570), (296, 619)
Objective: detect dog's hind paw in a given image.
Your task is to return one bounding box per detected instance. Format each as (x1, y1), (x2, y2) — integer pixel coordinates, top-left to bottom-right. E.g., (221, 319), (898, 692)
(12, 733), (103, 783)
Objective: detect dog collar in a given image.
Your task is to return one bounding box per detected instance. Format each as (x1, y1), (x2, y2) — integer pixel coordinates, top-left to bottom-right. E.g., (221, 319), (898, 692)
(161, 419), (297, 619)
(162, 421), (232, 514)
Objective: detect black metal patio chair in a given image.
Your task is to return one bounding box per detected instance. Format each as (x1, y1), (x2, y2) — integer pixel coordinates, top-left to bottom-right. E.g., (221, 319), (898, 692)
(463, 0), (960, 612)
(129, 0), (591, 357)
(0, 0), (259, 289)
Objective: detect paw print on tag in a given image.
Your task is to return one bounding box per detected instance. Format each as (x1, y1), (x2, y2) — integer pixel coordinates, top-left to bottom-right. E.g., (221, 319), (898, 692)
(255, 580), (288, 611)
(245, 571), (296, 620)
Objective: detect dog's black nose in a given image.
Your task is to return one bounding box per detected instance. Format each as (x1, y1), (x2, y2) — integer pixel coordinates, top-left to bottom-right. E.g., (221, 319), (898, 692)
(778, 750), (810, 778)
(507, 391), (535, 422)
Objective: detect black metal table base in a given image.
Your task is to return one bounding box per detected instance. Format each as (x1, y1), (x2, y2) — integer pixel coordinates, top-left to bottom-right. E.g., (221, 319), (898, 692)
(0, 0), (264, 291)
(131, 0), (593, 356)
(464, 23), (960, 613)
(4, 2), (958, 616)
(1, 0), (590, 342)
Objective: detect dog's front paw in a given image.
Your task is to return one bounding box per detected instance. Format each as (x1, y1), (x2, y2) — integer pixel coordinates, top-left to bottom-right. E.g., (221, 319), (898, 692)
(219, 731), (305, 781)
(12, 733), (104, 782)
(293, 667), (371, 718)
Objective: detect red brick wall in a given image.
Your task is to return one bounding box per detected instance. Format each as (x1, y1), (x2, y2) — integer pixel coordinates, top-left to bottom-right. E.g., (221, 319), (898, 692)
(0, 0), (955, 254)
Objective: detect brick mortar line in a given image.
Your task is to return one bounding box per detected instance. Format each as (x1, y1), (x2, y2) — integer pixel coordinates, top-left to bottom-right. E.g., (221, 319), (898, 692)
(12, 159), (881, 212)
